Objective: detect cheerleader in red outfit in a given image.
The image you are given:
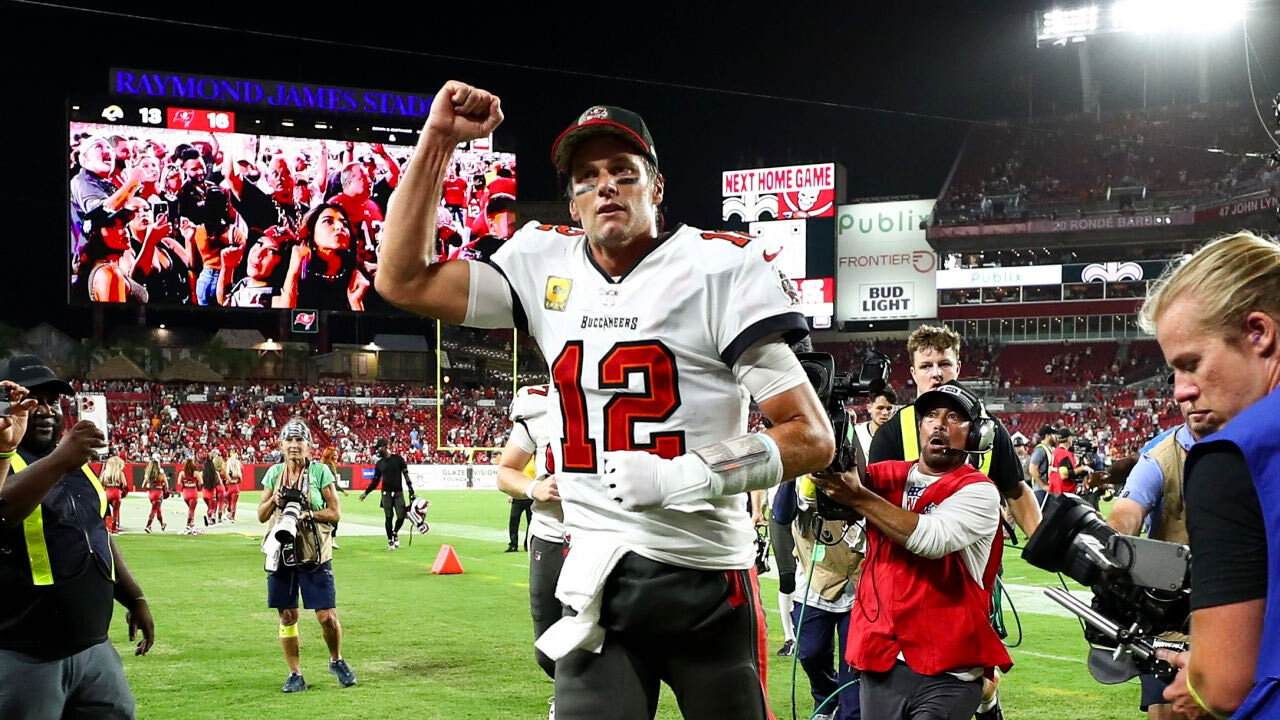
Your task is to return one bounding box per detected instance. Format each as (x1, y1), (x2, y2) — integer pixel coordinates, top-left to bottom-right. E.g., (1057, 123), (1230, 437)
(143, 458), (170, 533)
(178, 457), (202, 534)
(100, 455), (127, 534)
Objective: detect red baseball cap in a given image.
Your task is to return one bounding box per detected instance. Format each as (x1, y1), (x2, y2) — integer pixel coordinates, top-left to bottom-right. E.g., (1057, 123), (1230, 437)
(551, 105), (658, 174)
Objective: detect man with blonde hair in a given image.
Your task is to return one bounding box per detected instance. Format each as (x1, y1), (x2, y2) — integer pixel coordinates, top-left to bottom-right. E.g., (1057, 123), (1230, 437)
(1140, 232), (1279, 720)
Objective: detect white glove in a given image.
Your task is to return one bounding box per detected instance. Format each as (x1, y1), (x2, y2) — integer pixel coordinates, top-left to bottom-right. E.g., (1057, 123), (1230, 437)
(601, 451), (714, 512)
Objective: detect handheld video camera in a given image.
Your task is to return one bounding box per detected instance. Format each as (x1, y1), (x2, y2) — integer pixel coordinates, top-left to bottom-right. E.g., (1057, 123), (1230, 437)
(796, 349), (891, 522)
(1023, 493), (1190, 683)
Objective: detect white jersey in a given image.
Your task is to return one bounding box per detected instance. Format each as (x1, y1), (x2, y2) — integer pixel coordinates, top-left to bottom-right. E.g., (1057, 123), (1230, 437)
(854, 421), (876, 462)
(491, 221), (807, 570)
(509, 384), (565, 543)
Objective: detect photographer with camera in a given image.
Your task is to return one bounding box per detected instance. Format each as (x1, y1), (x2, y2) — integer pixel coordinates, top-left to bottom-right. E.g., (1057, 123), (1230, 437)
(813, 382), (1012, 720)
(773, 474), (865, 720)
(1049, 428), (1094, 497)
(1135, 231), (1279, 720)
(257, 418), (356, 693)
(0, 357), (154, 719)
(1103, 400), (1219, 720)
(867, 326), (1037, 720)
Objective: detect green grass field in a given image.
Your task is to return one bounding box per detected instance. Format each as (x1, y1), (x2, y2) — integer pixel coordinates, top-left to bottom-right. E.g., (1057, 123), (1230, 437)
(105, 491), (1142, 719)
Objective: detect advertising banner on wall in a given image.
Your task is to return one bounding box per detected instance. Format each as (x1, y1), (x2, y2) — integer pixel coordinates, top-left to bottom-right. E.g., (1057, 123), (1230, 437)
(836, 200), (938, 322)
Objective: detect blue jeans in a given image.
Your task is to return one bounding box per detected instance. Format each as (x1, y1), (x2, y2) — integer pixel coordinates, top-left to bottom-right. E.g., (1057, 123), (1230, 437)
(793, 603), (860, 720)
(196, 267), (219, 305)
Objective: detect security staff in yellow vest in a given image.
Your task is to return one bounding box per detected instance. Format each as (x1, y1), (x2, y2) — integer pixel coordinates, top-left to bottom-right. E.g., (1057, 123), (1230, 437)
(0, 356), (155, 720)
(772, 475), (864, 720)
(1107, 404), (1220, 720)
(866, 326), (1038, 720)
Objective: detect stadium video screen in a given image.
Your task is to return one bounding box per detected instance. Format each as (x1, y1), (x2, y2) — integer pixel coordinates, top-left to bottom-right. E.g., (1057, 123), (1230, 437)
(68, 99), (516, 312)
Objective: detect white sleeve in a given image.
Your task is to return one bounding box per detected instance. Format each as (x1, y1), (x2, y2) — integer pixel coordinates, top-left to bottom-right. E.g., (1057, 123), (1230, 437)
(712, 239), (809, 367)
(904, 482), (1001, 559)
(462, 260), (516, 328)
(733, 340), (808, 404)
(508, 420), (536, 454)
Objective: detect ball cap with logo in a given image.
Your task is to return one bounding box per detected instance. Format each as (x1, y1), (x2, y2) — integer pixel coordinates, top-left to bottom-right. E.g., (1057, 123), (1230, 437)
(550, 105), (658, 175)
(913, 380), (984, 424)
(1, 354), (75, 396)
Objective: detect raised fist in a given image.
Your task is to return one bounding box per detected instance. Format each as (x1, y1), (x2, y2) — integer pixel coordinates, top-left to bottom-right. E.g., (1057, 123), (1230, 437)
(425, 81), (504, 144)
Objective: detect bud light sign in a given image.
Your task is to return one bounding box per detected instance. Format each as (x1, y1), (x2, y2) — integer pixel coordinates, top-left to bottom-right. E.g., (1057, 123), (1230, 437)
(292, 309), (319, 334)
(860, 283), (916, 318)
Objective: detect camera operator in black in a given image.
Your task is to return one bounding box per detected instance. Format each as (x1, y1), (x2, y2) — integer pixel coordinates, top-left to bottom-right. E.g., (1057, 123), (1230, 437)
(257, 418), (355, 693)
(360, 438), (415, 550)
(174, 148), (232, 306)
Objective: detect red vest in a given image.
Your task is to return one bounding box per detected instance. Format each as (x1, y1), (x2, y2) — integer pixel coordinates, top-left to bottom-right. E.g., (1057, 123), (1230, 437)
(1049, 446), (1077, 494)
(846, 460), (1013, 676)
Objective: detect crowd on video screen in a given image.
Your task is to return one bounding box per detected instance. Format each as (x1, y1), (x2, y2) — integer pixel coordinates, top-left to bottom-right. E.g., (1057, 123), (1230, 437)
(68, 122), (516, 311)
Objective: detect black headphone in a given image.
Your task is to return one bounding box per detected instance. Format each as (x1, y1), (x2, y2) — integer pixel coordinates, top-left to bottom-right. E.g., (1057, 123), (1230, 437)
(966, 401), (997, 455)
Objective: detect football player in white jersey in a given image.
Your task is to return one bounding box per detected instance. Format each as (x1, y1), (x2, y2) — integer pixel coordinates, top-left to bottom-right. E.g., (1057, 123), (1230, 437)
(380, 80), (834, 720)
(497, 384), (564, 718)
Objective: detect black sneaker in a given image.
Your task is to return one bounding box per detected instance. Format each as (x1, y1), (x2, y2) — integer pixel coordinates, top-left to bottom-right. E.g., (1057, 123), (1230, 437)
(505, 545), (518, 552)
(975, 693), (1004, 720)
(281, 672), (308, 693)
(776, 639), (795, 657)
(329, 658), (357, 687)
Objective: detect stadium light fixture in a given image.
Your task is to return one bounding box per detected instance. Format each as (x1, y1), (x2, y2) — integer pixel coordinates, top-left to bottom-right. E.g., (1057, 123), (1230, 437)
(1037, 0), (1245, 45)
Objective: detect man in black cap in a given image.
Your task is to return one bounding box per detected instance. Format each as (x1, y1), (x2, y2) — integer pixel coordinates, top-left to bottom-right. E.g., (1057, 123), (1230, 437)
(813, 382), (1012, 720)
(360, 438), (414, 550)
(0, 355), (155, 719)
(1027, 424), (1058, 505)
(379, 82), (834, 719)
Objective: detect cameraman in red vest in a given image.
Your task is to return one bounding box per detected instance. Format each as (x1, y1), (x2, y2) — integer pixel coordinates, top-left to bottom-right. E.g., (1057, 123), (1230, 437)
(813, 381), (1012, 720)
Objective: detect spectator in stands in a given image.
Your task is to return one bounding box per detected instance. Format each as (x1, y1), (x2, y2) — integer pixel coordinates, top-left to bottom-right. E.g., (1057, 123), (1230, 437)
(127, 196), (193, 305)
(70, 136), (141, 257)
(281, 203), (370, 311)
(218, 228), (293, 308)
(73, 211), (148, 304)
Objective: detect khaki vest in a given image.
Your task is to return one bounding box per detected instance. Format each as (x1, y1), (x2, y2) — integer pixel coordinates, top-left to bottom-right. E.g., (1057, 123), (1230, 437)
(791, 477), (863, 602)
(1146, 429), (1189, 545)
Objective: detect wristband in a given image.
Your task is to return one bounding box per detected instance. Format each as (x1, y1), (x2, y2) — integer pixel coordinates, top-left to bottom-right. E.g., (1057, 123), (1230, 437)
(0, 451), (15, 459)
(524, 479), (541, 500)
(1185, 674), (1228, 720)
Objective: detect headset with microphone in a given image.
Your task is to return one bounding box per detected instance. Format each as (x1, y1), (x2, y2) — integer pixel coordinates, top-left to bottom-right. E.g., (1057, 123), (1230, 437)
(919, 383), (996, 457)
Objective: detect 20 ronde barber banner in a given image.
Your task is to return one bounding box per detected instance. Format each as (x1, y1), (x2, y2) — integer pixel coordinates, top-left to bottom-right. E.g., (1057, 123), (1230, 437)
(835, 199), (938, 323)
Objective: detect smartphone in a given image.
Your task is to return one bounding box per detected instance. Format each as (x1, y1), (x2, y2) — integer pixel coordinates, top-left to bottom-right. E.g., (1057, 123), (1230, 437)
(0, 400), (10, 418)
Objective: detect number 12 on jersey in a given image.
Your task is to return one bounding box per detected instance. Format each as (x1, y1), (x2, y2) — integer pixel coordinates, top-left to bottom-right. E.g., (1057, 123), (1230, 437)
(552, 340), (686, 473)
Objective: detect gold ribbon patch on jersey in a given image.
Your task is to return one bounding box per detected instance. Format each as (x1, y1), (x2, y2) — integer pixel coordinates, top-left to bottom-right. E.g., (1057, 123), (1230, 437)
(545, 276), (573, 311)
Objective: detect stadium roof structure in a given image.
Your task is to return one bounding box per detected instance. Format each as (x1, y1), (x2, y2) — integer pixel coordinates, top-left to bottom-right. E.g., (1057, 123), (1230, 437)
(157, 358), (224, 383)
(86, 353), (149, 381)
(370, 334), (431, 352)
(212, 328), (267, 351)
(109, 326), (208, 348)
